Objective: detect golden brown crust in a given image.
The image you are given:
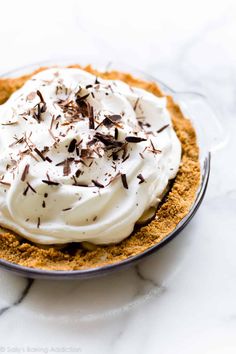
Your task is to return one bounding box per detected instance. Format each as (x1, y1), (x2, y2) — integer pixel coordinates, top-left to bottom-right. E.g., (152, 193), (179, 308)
(0, 65), (200, 270)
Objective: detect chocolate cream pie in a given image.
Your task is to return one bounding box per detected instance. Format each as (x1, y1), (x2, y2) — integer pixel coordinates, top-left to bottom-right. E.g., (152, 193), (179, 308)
(0, 65), (200, 270)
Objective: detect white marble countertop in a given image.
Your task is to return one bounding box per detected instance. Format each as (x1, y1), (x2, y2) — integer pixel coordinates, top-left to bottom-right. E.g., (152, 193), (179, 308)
(0, 0), (235, 353)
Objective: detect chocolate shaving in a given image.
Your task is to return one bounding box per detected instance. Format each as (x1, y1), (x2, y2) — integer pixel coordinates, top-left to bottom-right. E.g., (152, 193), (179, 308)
(37, 217), (41, 228)
(89, 106), (95, 129)
(9, 136), (25, 148)
(62, 207), (72, 211)
(94, 132), (123, 148)
(121, 173), (128, 189)
(139, 152), (144, 159)
(114, 127), (118, 140)
(138, 120), (151, 129)
(23, 186), (29, 196)
(34, 148), (46, 161)
(63, 159), (71, 176)
(133, 98), (140, 111)
(49, 115), (55, 130)
(42, 200), (46, 208)
(76, 183), (88, 187)
(57, 97), (86, 121)
(1, 121), (18, 126)
(75, 99), (90, 117)
(92, 179), (105, 188)
(137, 173), (145, 184)
(125, 136), (147, 143)
(111, 151), (118, 160)
(122, 153), (130, 163)
(107, 172), (121, 186)
(157, 124), (169, 133)
(108, 85), (114, 93)
(76, 147), (80, 156)
(56, 160), (66, 166)
(87, 138), (96, 146)
(32, 104), (41, 123)
(21, 164), (30, 182)
(150, 140), (155, 150)
(71, 175), (76, 185)
(41, 146), (49, 154)
(75, 169), (82, 178)
(27, 182), (36, 193)
(45, 156), (52, 163)
(32, 91), (47, 121)
(42, 180), (60, 186)
(149, 140), (162, 154)
(96, 114), (122, 131)
(68, 139), (77, 153)
(36, 90), (45, 103)
(77, 139), (83, 146)
(0, 181), (11, 186)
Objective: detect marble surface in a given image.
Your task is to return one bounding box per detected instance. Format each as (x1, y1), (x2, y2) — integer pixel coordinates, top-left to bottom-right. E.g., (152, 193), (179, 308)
(0, 0), (235, 352)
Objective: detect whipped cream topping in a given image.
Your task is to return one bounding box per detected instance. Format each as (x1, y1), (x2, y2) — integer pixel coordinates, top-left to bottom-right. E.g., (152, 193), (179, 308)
(0, 68), (181, 245)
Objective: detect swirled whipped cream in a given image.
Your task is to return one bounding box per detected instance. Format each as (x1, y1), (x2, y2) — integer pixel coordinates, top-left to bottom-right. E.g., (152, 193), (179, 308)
(0, 68), (181, 245)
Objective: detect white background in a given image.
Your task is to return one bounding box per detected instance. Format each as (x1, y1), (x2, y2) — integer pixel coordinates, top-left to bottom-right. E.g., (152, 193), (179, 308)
(0, 0), (236, 353)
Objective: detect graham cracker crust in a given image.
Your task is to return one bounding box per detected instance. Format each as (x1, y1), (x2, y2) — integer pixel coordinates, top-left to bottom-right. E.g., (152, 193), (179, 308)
(0, 65), (201, 271)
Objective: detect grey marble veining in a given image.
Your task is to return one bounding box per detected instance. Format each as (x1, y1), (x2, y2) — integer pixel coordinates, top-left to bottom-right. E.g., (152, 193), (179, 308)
(0, 0), (236, 353)
(0, 278), (33, 316)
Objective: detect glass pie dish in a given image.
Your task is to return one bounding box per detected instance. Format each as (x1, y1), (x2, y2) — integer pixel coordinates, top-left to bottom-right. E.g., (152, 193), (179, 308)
(0, 60), (225, 279)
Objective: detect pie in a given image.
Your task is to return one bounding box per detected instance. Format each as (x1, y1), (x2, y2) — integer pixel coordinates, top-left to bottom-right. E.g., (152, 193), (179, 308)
(0, 65), (200, 270)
